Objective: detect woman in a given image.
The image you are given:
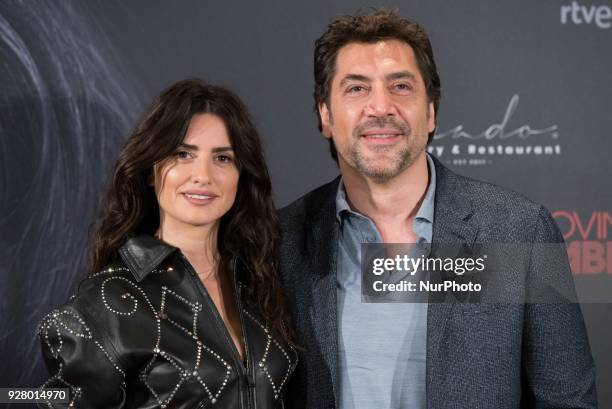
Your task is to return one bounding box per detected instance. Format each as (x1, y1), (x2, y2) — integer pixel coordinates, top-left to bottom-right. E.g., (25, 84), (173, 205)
(37, 79), (297, 408)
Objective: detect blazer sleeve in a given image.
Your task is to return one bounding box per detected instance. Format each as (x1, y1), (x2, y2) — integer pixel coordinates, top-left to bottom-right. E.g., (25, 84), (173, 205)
(37, 303), (127, 409)
(521, 206), (597, 408)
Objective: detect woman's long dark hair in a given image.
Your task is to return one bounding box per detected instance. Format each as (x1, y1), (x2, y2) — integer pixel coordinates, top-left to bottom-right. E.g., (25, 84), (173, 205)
(89, 79), (294, 344)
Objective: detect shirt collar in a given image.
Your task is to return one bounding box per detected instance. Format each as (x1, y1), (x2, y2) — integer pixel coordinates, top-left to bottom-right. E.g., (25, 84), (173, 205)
(335, 178), (353, 223)
(335, 153), (437, 224)
(416, 153), (436, 224)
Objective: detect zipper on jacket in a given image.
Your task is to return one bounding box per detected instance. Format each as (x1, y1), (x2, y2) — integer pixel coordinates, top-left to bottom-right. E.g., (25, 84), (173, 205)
(180, 253), (248, 409)
(232, 257), (256, 409)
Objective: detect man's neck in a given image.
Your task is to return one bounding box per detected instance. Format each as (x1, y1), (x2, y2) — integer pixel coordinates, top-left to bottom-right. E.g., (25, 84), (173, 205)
(340, 152), (430, 242)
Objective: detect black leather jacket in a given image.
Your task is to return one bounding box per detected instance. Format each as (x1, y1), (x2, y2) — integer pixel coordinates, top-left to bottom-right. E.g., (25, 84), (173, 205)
(38, 235), (297, 409)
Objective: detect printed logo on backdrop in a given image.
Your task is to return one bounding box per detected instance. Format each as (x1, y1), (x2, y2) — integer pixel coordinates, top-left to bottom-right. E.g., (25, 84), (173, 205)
(428, 94), (561, 167)
(553, 210), (612, 275)
(561, 2), (612, 29)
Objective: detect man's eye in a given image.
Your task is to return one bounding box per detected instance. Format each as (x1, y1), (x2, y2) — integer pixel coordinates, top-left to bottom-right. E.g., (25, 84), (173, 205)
(393, 83), (413, 92)
(347, 85), (366, 94)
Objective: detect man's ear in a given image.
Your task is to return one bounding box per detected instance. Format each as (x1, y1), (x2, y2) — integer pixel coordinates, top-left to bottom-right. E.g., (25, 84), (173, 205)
(319, 102), (332, 139)
(427, 101), (436, 134)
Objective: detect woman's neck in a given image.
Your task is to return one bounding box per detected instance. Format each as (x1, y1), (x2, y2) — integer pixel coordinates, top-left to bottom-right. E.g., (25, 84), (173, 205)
(156, 220), (219, 274)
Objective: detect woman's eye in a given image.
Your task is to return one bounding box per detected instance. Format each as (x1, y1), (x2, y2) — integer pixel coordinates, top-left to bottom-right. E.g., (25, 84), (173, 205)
(175, 150), (192, 159)
(216, 154), (234, 163)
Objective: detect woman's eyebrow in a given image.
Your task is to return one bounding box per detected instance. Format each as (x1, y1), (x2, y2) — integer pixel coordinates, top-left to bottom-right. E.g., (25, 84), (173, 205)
(211, 146), (234, 153)
(178, 142), (198, 150)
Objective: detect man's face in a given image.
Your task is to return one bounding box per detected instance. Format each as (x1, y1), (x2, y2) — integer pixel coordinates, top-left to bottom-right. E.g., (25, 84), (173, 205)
(319, 40), (435, 182)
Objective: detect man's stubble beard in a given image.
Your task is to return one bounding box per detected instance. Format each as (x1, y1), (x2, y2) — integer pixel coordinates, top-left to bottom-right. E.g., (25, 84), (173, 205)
(344, 117), (425, 183)
(349, 142), (413, 182)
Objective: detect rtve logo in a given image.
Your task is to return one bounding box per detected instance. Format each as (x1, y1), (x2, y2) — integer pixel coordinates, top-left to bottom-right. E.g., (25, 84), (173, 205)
(561, 1), (612, 28)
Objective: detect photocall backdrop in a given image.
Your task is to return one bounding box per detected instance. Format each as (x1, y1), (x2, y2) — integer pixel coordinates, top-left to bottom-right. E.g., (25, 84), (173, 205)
(1, 1), (610, 407)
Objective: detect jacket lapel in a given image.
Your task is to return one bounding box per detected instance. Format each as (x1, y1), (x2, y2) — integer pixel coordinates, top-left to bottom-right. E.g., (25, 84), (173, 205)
(306, 177), (341, 406)
(426, 158), (479, 401)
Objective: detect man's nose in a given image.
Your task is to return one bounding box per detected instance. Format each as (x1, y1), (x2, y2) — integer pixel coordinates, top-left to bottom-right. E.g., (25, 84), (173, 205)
(365, 87), (395, 117)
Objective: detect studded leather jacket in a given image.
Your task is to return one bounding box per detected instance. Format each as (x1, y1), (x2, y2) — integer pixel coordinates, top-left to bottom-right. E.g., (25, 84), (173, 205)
(38, 235), (297, 409)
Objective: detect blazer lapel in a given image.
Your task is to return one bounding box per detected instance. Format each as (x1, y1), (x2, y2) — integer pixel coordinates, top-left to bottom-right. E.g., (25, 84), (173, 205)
(306, 178), (341, 406)
(426, 158), (479, 400)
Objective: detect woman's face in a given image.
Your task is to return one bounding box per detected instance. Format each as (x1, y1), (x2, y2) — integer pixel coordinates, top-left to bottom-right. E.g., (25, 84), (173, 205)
(154, 113), (240, 232)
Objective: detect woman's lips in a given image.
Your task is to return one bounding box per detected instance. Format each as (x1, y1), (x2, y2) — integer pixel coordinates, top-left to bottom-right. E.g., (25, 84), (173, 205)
(182, 192), (218, 204)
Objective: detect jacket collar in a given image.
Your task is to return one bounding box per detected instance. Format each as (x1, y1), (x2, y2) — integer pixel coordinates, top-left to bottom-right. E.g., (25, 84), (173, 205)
(430, 155), (477, 245)
(118, 235), (178, 282)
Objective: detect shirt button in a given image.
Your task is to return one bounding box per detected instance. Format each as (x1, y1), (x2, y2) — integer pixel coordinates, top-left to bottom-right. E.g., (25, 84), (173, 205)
(366, 236), (376, 242)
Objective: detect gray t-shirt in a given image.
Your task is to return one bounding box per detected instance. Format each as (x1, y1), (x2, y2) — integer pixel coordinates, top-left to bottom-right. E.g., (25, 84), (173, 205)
(336, 154), (436, 409)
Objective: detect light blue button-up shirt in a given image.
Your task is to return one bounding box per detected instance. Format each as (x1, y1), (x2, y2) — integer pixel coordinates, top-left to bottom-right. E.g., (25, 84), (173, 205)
(336, 154), (436, 409)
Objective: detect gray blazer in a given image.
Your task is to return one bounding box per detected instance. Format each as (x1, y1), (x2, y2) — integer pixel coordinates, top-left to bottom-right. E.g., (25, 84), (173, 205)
(279, 157), (596, 409)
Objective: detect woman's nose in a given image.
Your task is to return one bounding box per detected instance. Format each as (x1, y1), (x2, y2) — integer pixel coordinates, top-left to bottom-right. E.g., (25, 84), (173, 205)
(190, 159), (212, 185)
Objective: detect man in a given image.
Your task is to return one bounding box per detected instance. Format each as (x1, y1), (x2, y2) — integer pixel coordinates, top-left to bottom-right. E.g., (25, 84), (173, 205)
(279, 9), (597, 409)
